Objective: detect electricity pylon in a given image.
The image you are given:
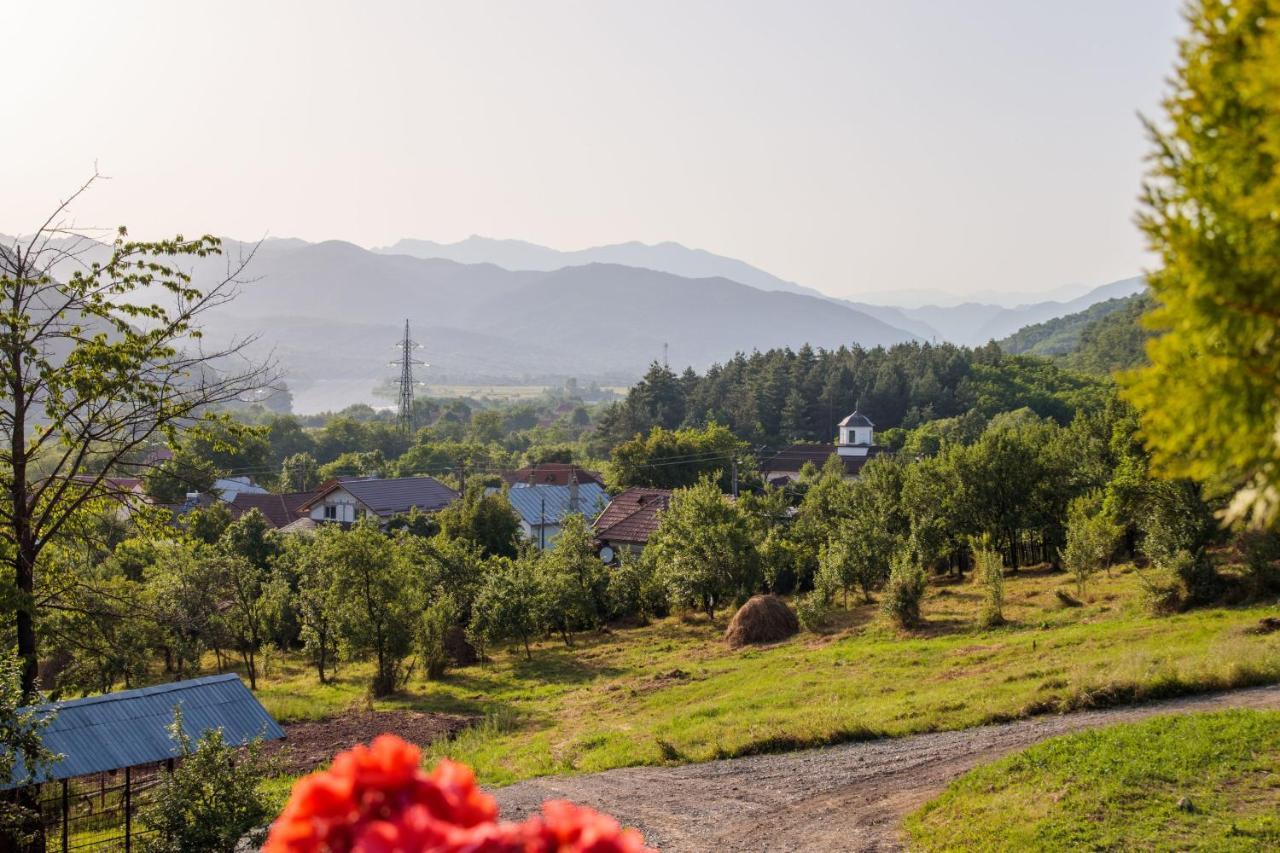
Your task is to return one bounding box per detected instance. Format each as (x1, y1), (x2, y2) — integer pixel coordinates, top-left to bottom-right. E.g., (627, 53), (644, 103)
(390, 319), (425, 434)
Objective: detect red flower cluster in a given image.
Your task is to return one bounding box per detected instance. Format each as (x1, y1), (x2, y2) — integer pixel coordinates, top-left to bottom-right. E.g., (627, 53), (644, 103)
(264, 734), (653, 853)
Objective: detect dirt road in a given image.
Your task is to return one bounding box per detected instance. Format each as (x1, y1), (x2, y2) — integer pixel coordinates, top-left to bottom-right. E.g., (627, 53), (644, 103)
(492, 684), (1280, 851)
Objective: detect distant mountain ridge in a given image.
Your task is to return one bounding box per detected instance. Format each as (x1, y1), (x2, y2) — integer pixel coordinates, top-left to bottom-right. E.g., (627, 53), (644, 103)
(378, 236), (829, 300)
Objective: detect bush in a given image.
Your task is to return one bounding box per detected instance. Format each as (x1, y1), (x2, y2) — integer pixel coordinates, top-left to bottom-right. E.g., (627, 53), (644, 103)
(608, 552), (669, 624)
(1063, 492), (1121, 597)
(973, 545), (1005, 628)
(416, 594), (458, 680)
(1238, 530), (1280, 597)
(795, 592), (830, 632)
(1137, 550), (1195, 615)
(141, 710), (273, 853)
(881, 552), (926, 628)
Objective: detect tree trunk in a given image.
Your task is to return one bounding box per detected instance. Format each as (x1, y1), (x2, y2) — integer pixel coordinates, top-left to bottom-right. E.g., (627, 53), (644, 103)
(15, 539), (38, 699)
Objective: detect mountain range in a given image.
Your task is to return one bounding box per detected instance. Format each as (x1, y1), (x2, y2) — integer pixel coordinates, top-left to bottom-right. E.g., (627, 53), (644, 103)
(4, 232), (1145, 413)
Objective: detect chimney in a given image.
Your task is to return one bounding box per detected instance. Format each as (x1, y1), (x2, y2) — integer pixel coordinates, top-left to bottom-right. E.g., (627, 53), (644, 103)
(568, 469), (580, 515)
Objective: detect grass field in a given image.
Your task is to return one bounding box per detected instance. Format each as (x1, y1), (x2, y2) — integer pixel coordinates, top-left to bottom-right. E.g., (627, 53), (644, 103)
(253, 565), (1280, 786)
(905, 709), (1280, 851)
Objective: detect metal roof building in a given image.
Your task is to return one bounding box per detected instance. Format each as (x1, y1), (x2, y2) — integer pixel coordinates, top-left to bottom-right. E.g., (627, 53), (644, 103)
(504, 482), (608, 527)
(6, 674), (285, 787)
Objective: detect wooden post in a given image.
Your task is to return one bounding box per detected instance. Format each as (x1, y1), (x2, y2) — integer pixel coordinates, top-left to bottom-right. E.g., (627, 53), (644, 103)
(123, 767), (131, 852)
(60, 780), (68, 853)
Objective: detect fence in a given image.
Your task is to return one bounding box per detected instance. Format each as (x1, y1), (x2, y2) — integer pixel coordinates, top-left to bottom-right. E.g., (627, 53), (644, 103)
(32, 761), (170, 852)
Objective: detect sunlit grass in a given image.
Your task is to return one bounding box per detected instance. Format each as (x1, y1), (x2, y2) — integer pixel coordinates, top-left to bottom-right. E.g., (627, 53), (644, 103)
(906, 709), (1280, 851)
(251, 565), (1280, 786)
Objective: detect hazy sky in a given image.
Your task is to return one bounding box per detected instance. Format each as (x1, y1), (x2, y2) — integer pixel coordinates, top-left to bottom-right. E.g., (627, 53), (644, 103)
(4, 1), (1183, 301)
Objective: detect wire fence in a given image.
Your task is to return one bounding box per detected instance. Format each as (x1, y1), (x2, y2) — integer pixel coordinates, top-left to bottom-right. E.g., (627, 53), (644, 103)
(31, 761), (169, 852)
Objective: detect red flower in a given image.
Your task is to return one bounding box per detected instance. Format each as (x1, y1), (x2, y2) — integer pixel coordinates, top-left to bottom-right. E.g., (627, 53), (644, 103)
(264, 735), (653, 853)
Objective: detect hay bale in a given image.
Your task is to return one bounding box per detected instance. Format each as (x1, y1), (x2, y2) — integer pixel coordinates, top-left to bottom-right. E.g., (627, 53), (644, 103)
(724, 594), (799, 649)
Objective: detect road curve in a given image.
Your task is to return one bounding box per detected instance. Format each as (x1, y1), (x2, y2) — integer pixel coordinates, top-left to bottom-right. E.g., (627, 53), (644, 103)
(491, 684), (1280, 851)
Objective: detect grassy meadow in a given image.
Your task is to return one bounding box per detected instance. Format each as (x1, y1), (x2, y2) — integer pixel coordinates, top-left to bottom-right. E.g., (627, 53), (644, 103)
(252, 564), (1280, 787)
(906, 709), (1280, 851)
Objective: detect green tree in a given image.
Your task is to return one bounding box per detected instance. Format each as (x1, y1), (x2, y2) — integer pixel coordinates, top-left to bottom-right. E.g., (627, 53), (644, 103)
(143, 449), (220, 504)
(608, 423), (747, 491)
(281, 451), (321, 491)
(435, 484), (522, 558)
(1, 195), (271, 696)
(141, 709), (272, 853)
(468, 555), (543, 660)
(648, 477), (761, 619)
(318, 522), (421, 695)
(1062, 492), (1121, 597)
(0, 655), (58, 845)
(1123, 0), (1280, 528)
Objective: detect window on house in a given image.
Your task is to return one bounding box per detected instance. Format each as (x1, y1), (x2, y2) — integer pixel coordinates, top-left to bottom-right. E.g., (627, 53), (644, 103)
(323, 505), (338, 520)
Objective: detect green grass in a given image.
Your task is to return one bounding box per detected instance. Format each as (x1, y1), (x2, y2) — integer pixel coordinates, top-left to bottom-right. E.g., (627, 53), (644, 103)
(253, 566), (1280, 786)
(905, 709), (1280, 851)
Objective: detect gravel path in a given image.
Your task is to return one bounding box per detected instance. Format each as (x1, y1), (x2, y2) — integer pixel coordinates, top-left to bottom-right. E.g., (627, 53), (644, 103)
(492, 684), (1280, 851)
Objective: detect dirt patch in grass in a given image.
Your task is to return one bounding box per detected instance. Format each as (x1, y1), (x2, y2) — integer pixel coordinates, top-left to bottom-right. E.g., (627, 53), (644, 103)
(1249, 616), (1280, 635)
(265, 710), (476, 775)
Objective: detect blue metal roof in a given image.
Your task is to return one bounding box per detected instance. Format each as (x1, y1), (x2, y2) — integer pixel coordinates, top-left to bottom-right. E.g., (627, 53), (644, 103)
(5, 674), (285, 787)
(505, 482), (608, 528)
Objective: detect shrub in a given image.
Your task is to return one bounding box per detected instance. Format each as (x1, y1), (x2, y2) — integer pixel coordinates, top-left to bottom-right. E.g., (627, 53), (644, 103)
(608, 551), (669, 624)
(1238, 530), (1280, 597)
(1137, 551), (1195, 615)
(881, 551), (926, 628)
(973, 545), (1005, 628)
(416, 594), (458, 680)
(1063, 492), (1121, 597)
(795, 591), (829, 632)
(141, 709), (272, 853)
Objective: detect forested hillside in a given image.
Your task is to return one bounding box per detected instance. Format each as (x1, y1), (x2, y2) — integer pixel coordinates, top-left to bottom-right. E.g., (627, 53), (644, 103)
(597, 342), (1109, 448)
(997, 292), (1154, 375)
(999, 295), (1138, 356)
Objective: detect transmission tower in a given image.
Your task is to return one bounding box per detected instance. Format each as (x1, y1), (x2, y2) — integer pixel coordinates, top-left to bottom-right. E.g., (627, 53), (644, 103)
(389, 319), (426, 434)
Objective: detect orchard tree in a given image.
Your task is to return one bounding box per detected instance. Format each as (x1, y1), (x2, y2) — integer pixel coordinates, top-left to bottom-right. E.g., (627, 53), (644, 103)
(1124, 0), (1280, 528)
(318, 522), (421, 695)
(468, 555), (543, 660)
(1, 178), (273, 696)
(647, 477), (760, 619)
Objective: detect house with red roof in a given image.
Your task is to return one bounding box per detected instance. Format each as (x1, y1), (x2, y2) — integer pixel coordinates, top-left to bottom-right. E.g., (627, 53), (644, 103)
(591, 487), (673, 564)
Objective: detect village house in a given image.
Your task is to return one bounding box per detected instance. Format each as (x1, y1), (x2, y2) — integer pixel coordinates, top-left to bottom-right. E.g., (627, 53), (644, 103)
(502, 479), (609, 549)
(292, 476), (458, 529)
(760, 409), (885, 485)
(591, 486), (673, 563)
(226, 490), (320, 529)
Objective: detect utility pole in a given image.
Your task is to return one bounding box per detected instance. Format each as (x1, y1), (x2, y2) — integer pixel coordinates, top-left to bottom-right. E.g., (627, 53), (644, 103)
(389, 319), (425, 435)
(663, 342), (669, 369)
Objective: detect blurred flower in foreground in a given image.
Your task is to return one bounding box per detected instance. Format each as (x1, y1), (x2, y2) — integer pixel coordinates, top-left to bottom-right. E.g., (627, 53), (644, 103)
(264, 734), (652, 852)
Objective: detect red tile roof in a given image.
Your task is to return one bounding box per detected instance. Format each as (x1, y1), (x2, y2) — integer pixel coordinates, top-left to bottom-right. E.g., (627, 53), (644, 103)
(592, 487), (672, 546)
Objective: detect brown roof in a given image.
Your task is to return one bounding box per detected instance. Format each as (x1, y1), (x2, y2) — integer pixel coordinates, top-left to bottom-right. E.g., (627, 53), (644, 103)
(297, 476), (458, 518)
(760, 444), (881, 479)
(228, 491), (317, 529)
(592, 487), (672, 546)
(501, 464), (604, 488)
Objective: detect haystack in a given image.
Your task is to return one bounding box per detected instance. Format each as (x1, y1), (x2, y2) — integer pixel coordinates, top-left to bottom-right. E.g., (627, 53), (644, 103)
(724, 594), (799, 649)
